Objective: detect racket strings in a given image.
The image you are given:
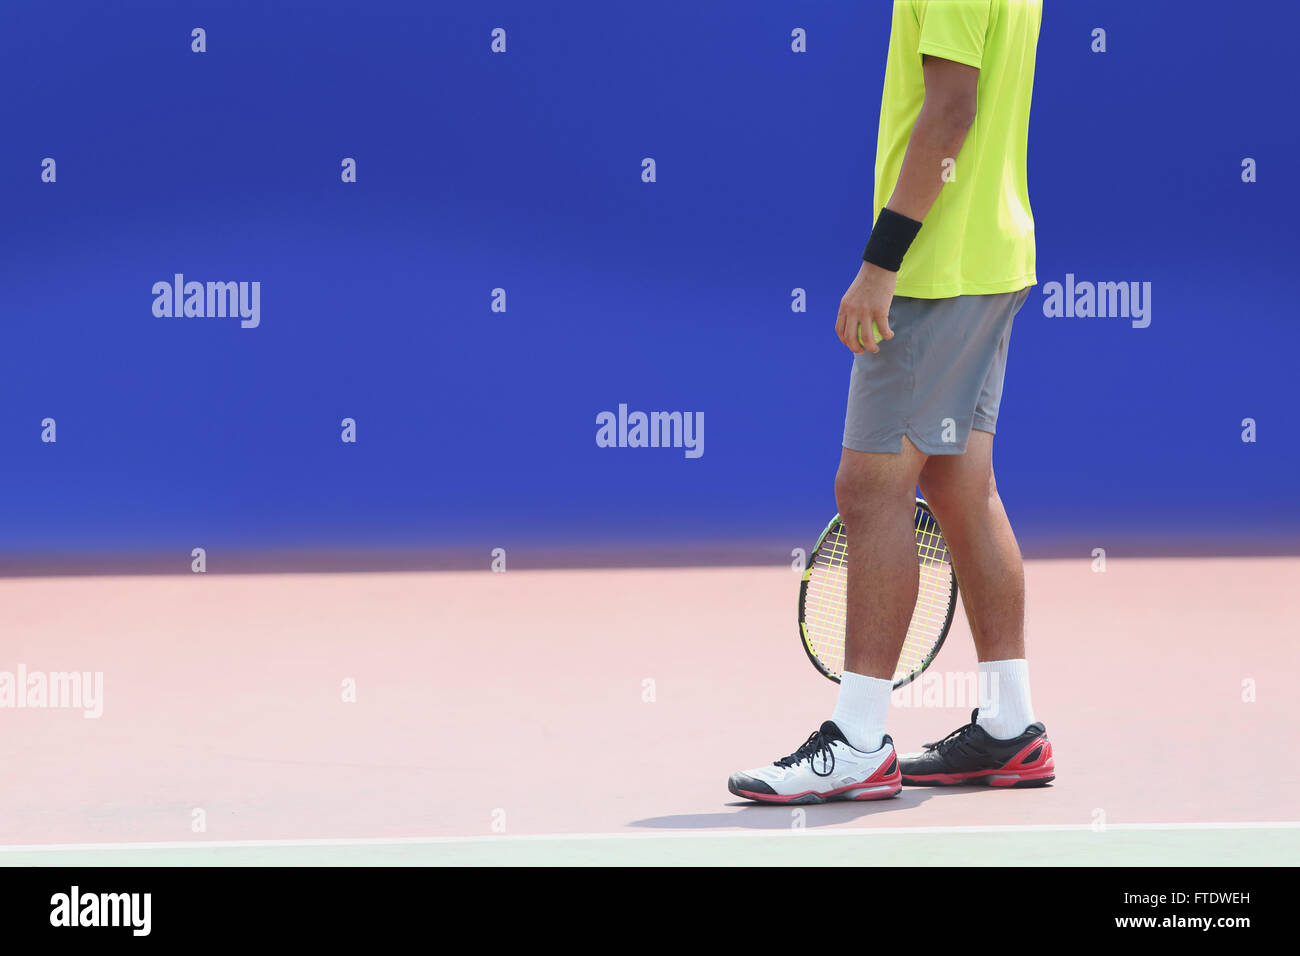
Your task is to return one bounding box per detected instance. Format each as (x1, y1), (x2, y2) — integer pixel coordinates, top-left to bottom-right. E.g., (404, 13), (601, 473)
(802, 505), (955, 685)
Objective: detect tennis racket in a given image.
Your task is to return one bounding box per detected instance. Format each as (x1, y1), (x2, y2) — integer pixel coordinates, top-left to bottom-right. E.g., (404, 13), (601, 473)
(798, 497), (957, 687)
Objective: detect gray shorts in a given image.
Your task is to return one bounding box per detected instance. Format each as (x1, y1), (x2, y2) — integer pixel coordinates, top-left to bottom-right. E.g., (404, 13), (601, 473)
(842, 286), (1031, 455)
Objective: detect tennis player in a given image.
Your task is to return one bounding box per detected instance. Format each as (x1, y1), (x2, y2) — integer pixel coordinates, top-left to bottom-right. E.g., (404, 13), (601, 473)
(730, 0), (1053, 803)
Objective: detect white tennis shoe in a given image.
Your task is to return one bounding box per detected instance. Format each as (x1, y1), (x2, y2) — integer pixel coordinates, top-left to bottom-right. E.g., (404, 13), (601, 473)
(728, 721), (902, 804)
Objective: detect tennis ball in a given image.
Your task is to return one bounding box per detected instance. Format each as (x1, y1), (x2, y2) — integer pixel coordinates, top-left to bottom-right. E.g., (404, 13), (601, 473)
(857, 321), (884, 347)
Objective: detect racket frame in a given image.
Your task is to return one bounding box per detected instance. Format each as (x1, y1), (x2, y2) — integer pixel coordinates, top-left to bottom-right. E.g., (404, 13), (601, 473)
(797, 496), (957, 689)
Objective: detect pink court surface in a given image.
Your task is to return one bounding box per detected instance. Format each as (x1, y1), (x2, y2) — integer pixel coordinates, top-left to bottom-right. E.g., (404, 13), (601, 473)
(1, 557), (1297, 866)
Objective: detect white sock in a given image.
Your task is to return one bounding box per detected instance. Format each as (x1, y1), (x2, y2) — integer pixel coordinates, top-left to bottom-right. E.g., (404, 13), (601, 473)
(830, 670), (892, 752)
(976, 658), (1035, 739)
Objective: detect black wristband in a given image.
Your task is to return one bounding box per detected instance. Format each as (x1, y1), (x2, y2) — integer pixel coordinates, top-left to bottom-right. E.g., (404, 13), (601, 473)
(862, 208), (923, 272)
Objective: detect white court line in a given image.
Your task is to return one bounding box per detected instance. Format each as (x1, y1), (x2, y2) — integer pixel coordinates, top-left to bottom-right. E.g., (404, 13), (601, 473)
(2, 820), (1297, 854)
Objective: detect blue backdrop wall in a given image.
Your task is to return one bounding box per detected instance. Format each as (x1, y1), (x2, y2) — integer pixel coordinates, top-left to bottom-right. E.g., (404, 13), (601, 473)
(3, 0), (1297, 569)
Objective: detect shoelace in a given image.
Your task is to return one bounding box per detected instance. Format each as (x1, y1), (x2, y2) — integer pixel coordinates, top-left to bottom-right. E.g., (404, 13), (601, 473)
(774, 730), (836, 777)
(923, 708), (982, 755)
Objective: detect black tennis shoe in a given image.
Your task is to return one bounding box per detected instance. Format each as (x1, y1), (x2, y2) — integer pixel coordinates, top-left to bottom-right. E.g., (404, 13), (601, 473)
(899, 709), (1054, 787)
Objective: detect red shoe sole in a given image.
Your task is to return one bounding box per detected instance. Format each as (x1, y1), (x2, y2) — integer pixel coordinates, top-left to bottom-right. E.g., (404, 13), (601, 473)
(733, 756), (903, 804)
(903, 738), (1055, 788)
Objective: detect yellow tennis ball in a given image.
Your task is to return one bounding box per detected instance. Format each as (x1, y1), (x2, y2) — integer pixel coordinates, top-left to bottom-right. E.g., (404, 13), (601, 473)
(857, 322), (884, 347)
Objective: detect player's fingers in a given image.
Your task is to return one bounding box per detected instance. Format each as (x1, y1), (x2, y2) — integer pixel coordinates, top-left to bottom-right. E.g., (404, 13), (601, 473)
(876, 310), (894, 342)
(852, 307), (879, 354)
(859, 318), (879, 354)
(845, 313), (865, 353)
(838, 304), (864, 353)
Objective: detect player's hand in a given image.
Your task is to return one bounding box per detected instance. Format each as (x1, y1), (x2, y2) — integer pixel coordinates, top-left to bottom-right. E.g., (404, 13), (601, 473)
(836, 261), (898, 354)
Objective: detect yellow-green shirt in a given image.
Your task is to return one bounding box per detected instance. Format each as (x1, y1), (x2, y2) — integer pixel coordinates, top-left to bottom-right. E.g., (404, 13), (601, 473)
(874, 0), (1042, 298)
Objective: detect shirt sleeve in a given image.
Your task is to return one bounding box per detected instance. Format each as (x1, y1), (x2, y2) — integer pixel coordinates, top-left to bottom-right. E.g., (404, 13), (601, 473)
(914, 0), (992, 70)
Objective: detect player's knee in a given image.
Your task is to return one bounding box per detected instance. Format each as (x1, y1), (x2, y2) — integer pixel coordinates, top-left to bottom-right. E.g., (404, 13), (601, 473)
(835, 460), (909, 524)
(919, 470), (955, 513)
(834, 462), (871, 521)
(920, 466), (996, 515)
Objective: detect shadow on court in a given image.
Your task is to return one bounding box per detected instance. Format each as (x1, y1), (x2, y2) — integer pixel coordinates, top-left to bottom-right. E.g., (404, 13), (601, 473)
(627, 788), (989, 830)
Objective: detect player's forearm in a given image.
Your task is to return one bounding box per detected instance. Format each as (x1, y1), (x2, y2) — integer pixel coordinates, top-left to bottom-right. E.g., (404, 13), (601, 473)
(884, 102), (975, 222)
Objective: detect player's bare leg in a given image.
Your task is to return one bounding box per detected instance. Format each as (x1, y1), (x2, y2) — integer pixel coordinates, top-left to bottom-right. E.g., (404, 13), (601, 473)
(902, 428), (1054, 786)
(834, 438), (928, 678)
(916, 429), (1024, 661)
(724, 440), (925, 804)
